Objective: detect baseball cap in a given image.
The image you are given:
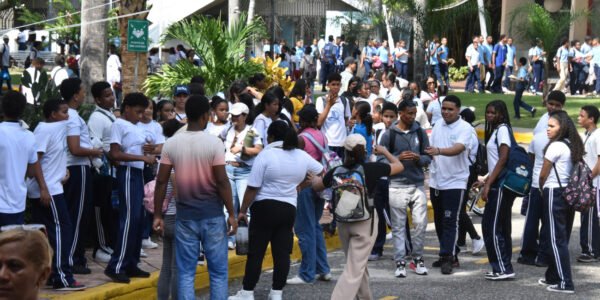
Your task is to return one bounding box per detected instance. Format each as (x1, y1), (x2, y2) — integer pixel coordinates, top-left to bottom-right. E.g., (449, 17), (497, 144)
(230, 102), (249, 116)
(344, 134), (366, 151)
(174, 85), (189, 96)
(343, 57), (356, 67)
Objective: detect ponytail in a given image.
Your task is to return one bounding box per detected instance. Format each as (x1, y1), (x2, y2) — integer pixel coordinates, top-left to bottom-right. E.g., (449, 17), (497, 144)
(355, 101), (373, 135)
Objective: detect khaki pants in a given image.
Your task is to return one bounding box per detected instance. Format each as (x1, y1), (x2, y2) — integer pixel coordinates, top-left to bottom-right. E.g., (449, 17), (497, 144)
(553, 61), (569, 91)
(331, 213), (378, 300)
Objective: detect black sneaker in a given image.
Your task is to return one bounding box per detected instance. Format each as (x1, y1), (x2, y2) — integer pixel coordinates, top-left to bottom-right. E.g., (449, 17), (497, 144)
(54, 281), (86, 291)
(531, 108), (537, 118)
(517, 257), (536, 266)
(441, 258), (453, 275)
(72, 264), (91, 275)
(432, 257), (459, 268)
(104, 270), (131, 283)
(127, 267), (151, 278)
(577, 253), (597, 263)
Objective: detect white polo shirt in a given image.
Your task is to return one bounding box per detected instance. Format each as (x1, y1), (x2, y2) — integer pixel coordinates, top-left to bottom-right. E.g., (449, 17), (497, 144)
(429, 118), (472, 190)
(583, 129), (600, 187)
(87, 106), (116, 152)
(528, 132), (549, 188)
(316, 96), (351, 147)
(66, 108), (93, 166)
(137, 120), (166, 145)
(27, 121), (68, 198)
(0, 121), (38, 213)
(465, 44), (480, 66)
(544, 141), (572, 189)
(533, 112), (549, 136)
(247, 141), (323, 207)
(486, 125), (512, 174)
(110, 119), (146, 170)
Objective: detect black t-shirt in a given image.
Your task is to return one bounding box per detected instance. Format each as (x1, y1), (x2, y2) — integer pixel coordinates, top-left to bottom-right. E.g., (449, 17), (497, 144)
(323, 162), (391, 195)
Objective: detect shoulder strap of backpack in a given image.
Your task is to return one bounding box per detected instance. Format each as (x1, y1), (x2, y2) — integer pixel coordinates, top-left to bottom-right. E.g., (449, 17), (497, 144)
(94, 108), (116, 122)
(375, 128), (383, 143)
(389, 128), (397, 154)
(417, 127), (424, 154)
(299, 132), (326, 154)
(552, 162), (563, 189)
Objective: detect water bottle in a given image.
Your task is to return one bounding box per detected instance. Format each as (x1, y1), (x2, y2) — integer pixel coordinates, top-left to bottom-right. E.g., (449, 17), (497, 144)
(235, 219), (249, 256)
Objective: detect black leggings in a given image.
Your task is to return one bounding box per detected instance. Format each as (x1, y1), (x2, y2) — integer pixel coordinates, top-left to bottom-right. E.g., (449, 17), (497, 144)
(458, 191), (480, 246)
(243, 200), (296, 291)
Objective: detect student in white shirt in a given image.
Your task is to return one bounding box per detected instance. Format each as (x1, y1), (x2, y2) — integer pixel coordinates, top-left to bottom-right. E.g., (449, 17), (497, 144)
(532, 91), (566, 136)
(206, 98), (230, 137)
(382, 72), (402, 104)
(28, 99), (86, 291)
(538, 111), (584, 294)
(424, 95), (472, 275)
(230, 121), (323, 300)
(105, 93), (156, 284)
(253, 92), (280, 146)
(576, 106), (600, 262)
(60, 78), (104, 275)
(316, 73), (351, 159)
(479, 100), (517, 280)
(0, 91), (50, 226)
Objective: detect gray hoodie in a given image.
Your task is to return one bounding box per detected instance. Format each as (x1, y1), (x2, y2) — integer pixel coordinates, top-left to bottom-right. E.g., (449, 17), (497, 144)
(378, 121), (431, 187)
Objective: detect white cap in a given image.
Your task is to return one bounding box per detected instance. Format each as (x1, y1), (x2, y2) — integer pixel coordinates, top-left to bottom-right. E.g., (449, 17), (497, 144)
(230, 102), (249, 116)
(344, 134), (366, 151)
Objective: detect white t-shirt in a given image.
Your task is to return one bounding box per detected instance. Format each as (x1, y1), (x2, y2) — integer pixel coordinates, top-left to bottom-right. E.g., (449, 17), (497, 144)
(528, 132), (549, 188)
(253, 114), (273, 146)
(0, 122), (38, 213)
(66, 108), (93, 166)
(220, 124), (263, 166)
(385, 87), (402, 105)
(426, 98), (443, 126)
(110, 119), (146, 170)
(87, 106), (116, 152)
(486, 125), (512, 174)
(419, 91), (437, 105)
(340, 70), (353, 93)
(533, 112), (549, 136)
(50, 66), (69, 87)
(544, 141), (572, 189)
(465, 44), (480, 66)
(315, 96), (351, 147)
(206, 122), (229, 138)
(106, 54), (121, 85)
(27, 122), (68, 198)
(247, 141), (323, 207)
(416, 106), (431, 129)
(583, 129), (600, 187)
(429, 118), (472, 190)
(137, 120), (166, 145)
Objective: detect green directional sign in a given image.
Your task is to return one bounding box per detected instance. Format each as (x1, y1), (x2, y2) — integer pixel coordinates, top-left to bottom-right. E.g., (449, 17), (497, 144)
(127, 19), (149, 52)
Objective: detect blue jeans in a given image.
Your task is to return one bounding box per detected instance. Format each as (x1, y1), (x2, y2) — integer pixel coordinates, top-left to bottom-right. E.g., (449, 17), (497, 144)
(294, 187), (330, 282)
(595, 65), (600, 94)
(226, 164), (251, 243)
(492, 65), (505, 93)
(465, 66), (482, 93)
(363, 61), (372, 81)
(176, 215), (228, 300)
(431, 64), (444, 87)
(533, 62), (543, 92)
(503, 66), (513, 88)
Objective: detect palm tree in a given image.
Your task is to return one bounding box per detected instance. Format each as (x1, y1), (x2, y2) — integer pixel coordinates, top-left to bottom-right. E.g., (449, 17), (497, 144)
(119, 0), (149, 95)
(143, 14), (266, 97)
(80, 0), (108, 102)
(508, 3), (587, 98)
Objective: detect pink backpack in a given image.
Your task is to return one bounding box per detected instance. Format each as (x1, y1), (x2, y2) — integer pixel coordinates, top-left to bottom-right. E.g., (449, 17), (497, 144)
(143, 180), (174, 214)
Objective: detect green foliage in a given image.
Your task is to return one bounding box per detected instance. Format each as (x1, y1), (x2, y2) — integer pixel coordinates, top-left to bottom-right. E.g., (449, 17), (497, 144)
(18, 0), (81, 42)
(143, 14), (266, 97)
(448, 66), (468, 82)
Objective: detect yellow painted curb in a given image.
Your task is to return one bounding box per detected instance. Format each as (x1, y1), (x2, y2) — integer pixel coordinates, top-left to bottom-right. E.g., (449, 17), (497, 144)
(41, 233), (342, 300)
(476, 128), (533, 144)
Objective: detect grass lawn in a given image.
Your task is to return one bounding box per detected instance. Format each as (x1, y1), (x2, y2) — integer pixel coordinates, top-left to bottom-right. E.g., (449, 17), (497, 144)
(450, 91), (599, 129)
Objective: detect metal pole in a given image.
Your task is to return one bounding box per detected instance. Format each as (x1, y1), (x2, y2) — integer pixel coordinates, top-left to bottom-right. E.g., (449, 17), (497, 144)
(270, 0), (275, 59)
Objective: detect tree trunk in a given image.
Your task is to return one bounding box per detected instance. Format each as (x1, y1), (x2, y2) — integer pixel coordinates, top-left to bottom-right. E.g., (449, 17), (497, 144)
(228, 0), (240, 29)
(119, 0), (148, 95)
(80, 0), (108, 103)
(382, 3), (394, 49)
(246, 0), (256, 26)
(413, 0), (427, 83)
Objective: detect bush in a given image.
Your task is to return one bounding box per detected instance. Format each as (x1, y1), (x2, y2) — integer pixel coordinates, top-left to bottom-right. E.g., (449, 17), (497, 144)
(449, 66), (469, 82)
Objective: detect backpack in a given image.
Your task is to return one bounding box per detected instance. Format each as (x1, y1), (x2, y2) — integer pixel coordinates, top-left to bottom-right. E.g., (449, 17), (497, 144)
(322, 43), (335, 63)
(319, 95), (348, 119)
(388, 125), (425, 155)
(303, 56), (317, 80)
(553, 141), (596, 212)
(143, 179), (175, 214)
(300, 131), (342, 201)
(495, 124), (533, 196)
(330, 164), (375, 234)
(469, 142), (488, 176)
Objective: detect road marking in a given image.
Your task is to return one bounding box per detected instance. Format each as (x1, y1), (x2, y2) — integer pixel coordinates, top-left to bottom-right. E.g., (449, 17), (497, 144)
(475, 247), (520, 264)
(379, 297), (398, 300)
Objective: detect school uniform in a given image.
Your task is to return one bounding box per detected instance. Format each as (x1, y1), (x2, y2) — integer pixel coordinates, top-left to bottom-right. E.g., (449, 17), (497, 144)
(580, 129), (600, 258)
(88, 106), (117, 255)
(106, 118), (147, 276)
(0, 121), (37, 226)
(542, 141), (575, 291)
(482, 125), (518, 275)
(428, 118), (472, 262)
(65, 107), (94, 268)
(27, 121), (77, 288)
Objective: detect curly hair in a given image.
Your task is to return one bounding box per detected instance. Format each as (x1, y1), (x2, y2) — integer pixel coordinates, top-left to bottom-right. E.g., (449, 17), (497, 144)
(544, 111), (584, 164)
(484, 100), (511, 144)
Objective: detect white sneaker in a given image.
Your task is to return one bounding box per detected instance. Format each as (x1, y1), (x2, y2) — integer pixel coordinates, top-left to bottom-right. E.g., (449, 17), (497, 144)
(228, 289), (254, 300)
(94, 249), (111, 263)
(142, 238), (158, 249)
(472, 238), (485, 255)
(385, 232), (392, 241)
(394, 261), (407, 278)
(286, 275), (312, 285)
(228, 241), (235, 250)
(140, 249), (148, 258)
(317, 273), (332, 281)
(268, 289), (282, 300)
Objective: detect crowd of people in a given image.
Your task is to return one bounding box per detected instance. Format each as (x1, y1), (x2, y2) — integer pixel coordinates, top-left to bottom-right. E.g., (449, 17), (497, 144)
(2, 30), (600, 300)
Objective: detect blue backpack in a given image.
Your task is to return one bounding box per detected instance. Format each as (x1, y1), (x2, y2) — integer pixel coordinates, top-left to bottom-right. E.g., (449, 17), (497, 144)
(495, 124), (533, 196)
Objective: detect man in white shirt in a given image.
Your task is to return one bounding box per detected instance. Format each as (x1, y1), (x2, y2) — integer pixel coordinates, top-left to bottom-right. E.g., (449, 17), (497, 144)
(533, 91), (566, 136)
(0, 35), (12, 93)
(425, 95), (472, 275)
(340, 57), (357, 93)
(316, 73), (351, 159)
(50, 54), (70, 88)
(576, 105), (600, 262)
(87, 81), (117, 263)
(61, 78), (104, 275)
(465, 36), (482, 93)
(106, 44), (122, 106)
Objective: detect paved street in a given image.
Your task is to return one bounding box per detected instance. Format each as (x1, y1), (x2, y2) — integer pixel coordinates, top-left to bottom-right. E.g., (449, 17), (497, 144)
(205, 197), (600, 299)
